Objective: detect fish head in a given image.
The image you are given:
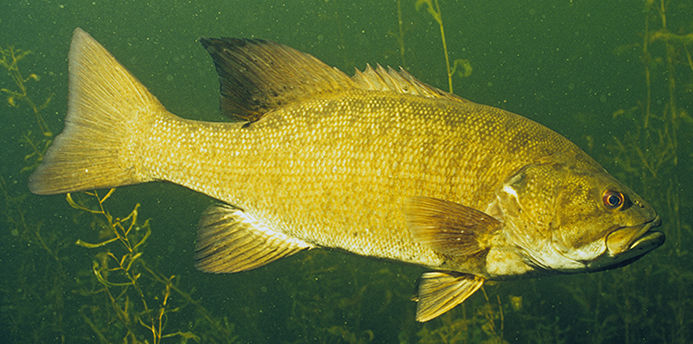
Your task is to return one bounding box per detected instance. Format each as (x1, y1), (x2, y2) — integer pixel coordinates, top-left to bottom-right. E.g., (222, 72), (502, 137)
(495, 161), (664, 274)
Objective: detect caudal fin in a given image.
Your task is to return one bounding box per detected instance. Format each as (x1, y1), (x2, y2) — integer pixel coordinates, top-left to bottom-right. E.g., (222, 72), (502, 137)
(29, 28), (166, 194)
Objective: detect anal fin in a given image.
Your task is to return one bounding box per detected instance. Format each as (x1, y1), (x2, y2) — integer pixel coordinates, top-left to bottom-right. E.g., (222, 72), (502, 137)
(195, 204), (313, 273)
(416, 271), (485, 322)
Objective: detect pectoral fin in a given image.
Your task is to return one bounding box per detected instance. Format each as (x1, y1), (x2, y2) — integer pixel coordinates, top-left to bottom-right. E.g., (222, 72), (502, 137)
(405, 197), (501, 257)
(195, 204), (314, 273)
(416, 272), (485, 322)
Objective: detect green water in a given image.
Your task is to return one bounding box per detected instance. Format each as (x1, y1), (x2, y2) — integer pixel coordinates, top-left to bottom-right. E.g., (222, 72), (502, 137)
(1, 1), (691, 343)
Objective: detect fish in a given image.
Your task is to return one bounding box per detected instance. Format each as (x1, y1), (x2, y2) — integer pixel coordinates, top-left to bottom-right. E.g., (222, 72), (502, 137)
(29, 28), (664, 322)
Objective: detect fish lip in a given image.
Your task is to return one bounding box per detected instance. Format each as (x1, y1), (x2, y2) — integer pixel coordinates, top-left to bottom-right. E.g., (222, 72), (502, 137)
(586, 216), (663, 272)
(609, 215), (664, 256)
(628, 215), (664, 251)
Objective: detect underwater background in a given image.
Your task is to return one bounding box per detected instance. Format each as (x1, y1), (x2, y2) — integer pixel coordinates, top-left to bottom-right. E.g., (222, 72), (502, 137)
(1, 1), (691, 343)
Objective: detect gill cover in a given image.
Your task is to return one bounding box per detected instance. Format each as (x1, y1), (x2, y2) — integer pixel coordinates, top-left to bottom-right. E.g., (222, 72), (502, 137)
(496, 163), (606, 271)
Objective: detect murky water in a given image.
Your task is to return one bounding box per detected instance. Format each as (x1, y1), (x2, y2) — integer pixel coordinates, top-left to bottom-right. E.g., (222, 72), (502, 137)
(1, 1), (690, 343)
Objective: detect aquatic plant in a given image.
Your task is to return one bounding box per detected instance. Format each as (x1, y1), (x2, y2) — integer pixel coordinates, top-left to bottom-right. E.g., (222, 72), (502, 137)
(0, 44), (70, 342)
(417, 294), (507, 344)
(415, 0), (472, 93)
(605, 1), (692, 343)
(0, 43), (237, 343)
(0, 46), (53, 174)
(0, 46), (52, 136)
(68, 189), (237, 343)
(560, 0), (692, 343)
(2, 1), (690, 342)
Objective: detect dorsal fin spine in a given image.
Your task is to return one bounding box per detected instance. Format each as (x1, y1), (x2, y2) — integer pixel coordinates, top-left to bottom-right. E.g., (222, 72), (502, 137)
(201, 37), (470, 123)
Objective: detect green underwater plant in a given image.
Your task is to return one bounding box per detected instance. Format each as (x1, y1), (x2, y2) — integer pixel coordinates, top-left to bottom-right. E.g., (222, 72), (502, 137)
(606, 1), (692, 342)
(560, 0), (693, 343)
(0, 46), (53, 174)
(0, 45), (52, 136)
(0, 44), (69, 342)
(2, 1), (691, 342)
(68, 189), (237, 343)
(415, 0), (472, 93)
(416, 292), (507, 344)
(0, 43), (237, 343)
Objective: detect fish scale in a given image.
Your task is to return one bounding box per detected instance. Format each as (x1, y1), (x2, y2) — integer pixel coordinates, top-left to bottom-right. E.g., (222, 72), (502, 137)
(138, 89), (567, 266)
(29, 28), (663, 322)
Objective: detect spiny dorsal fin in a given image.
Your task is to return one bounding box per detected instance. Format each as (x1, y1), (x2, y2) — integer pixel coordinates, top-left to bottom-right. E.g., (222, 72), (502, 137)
(351, 64), (470, 103)
(195, 204), (314, 273)
(200, 38), (356, 122)
(405, 197), (501, 257)
(416, 272), (485, 322)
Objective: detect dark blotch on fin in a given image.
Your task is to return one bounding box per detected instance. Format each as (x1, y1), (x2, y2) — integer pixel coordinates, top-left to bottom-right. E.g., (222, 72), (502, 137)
(199, 37), (355, 122)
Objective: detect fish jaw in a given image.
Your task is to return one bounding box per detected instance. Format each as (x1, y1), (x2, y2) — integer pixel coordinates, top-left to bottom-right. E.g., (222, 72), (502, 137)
(586, 216), (664, 272)
(606, 216), (663, 255)
(485, 216), (664, 277)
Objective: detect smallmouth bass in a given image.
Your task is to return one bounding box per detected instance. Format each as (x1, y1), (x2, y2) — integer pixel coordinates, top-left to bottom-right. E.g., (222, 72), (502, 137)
(30, 28), (664, 321)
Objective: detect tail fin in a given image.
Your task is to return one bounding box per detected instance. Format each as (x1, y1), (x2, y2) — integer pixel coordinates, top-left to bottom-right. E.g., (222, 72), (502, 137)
(29, 28), (166, 194)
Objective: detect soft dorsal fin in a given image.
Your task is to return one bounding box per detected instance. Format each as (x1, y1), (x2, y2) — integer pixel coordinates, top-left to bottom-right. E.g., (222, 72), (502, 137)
(405, 197), (501, 257)
(195, 204), (314, 273)
(351, 64), (470, 103)
(416, 272), (485, 322)
(200, 38), (356, 122)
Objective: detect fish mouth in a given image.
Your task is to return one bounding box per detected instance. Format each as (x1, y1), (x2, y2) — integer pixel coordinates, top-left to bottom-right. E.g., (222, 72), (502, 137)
(628, 216), (664, 251)
(589, 216), (664, 272)
(606, 216), (663, 255)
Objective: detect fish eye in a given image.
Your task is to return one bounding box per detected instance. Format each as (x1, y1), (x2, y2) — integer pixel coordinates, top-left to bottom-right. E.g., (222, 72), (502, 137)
(602, 190), (625, 210)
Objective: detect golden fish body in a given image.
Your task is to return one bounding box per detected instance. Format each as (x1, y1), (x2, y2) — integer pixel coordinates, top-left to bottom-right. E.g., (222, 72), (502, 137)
(30, 28), (664, 321)
(145, 91), (566, 268)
